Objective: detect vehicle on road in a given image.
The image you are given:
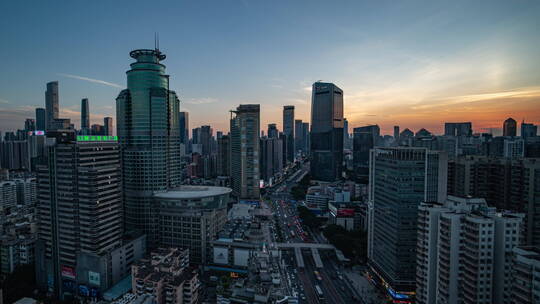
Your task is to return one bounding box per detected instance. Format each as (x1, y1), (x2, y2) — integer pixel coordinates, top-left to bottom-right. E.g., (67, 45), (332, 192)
(315, 285), (325, 302)
(314, 271), (322, 281)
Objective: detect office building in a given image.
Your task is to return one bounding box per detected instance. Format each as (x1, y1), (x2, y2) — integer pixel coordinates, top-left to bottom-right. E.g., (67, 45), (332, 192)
(1, 140), (29, 170)
(260, 137), (283, 183)
(521, 121), (537, 139)
(81, 98), (90, 134)
(153, 186), (231, 263)
(310, 82), (344, 182)
(416, 196), (523, 304)
(267, 123), (278, 139)
(295, 119), (303, 154)
(511, 246), (540, 304)
(116, 48), (181, 243)
(448, 156), (540, 246)
(343, 118), (351, 150)
(444, 122), (472, 136)
(179, 111), (189, 145)
(230, 104), (260, 199)
(367, 147), (447, 300)
(199, 125), (212, 156)
(91, 124), (104, 135)
(217, 135), (230, 177)
(503, 118), (517, 137)
(283, 105), (295, 163)
(45, 81), (59, 130)
(35, 108), (46, 131)
(35, 132), (123, 298)
(132, 248), (200, 304)
(393, 126), (400, 141)
(302, 122), (310, 154)
(103, 117), (113, 136)
(24, 119), (36, 132)
(353, 125), (380, 182)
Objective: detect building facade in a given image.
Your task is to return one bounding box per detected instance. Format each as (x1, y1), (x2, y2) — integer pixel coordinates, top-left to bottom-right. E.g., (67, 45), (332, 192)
(45, 81), (59, 130)
(283, 106), (295, 163)
(310, 82), (344, 182)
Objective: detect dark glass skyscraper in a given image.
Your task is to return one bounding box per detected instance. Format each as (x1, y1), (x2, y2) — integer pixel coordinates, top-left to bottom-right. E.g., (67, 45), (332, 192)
(310, 82), (344, 181)
(35, 108), (46, 131)
(503, 117), (517, 137)
(104, 117), (113, 136)
(45, 81), (59, 130)
(116, 48), (181, 244)
(283, 105), (295, 163)
(353, 125), (380, 183)
(80, 98), (90, 134)
(179, 111), (189, 144)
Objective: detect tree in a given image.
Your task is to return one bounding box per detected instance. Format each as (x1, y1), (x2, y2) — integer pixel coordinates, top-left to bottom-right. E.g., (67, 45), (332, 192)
(323, 224), (368, 264)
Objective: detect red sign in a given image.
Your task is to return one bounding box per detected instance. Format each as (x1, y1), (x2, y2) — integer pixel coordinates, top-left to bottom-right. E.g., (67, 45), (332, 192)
(337, 208), (355, 217)
(61, 266), (76, 279)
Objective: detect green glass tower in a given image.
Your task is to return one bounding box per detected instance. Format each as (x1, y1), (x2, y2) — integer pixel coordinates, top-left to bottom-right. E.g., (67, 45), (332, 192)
(116, 49), (181, 245)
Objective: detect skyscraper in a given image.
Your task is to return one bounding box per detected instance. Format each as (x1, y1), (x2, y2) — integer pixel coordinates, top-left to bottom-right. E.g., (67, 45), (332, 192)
(260, 137), (283, 183)
(283, 105), (295, 163)
(36, 131), (123, 298)
(230, 104), (260, 199)
(503, 117), (517, 137)
(294, 119), (303, 154)
(24, 118), (36, 132)
(353, 125), (379, 183)
(267, 123), (278, 139)
(179, 111), (189, 144)
(343, 118), (350, 149)
(310, 82), (344, 182)
(368, 147), (447, 299)
(393, 125), (400, 141)
(521, 121), (538, 139)
(217, 135), (230, 177)
(35, 108), (46, 131)
(302, 122), (310, 154)
(45, 81), (59, 130)
(116, 48), (181, 243)
(103, 117), (113, 136)
(199, 125), (213, 156)
(80, 98), (90, 134)
(444, 122), (472, 136)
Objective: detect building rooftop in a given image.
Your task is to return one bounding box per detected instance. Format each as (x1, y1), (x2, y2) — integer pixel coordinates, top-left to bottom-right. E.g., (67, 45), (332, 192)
(153, 186), (232, 199)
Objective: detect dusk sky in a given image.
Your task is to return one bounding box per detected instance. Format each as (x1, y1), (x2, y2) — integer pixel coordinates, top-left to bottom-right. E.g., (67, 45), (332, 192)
(1, 0), (539, 135)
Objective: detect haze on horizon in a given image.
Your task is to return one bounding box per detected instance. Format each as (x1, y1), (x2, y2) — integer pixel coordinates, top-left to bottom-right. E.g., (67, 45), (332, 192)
(0, 0), (539, 135)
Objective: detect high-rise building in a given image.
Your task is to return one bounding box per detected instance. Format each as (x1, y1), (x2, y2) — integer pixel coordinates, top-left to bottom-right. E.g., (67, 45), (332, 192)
(310, 82), (344, 182)
(448, 156), (540, 246)
(511, 246), (540, 304)
(24, 118), (36, 132)
(35, 108), (46, 131)
(230, 104), (260, 199)
(343, 118), (351, 149)
(103, 117), (113, 136)
(393, 125), (400, 141)
(217, 135), (230, 177)
(503, 117), (517, 137)
(199, 125), (213, 156)
(267, 123), (278, 139)
(91, 124), (104, 135)
(521, 121), (538, 139)
(179, 111), (189, 145)
(444, 122), (472, 136)
(367, 147), (447, 299)
(283, 105), (295, 163)
(416, 196), (524, 304)
(35, 132), (123, 298)
(260, 137), (283, 183)
(116, 48), (181, 243)
(294, 119), (303, 154)
(45, 81), (59, 130)
(352, 125), (379, 182)
(80, 98), (90, 134)
(302, 122), (310, 154)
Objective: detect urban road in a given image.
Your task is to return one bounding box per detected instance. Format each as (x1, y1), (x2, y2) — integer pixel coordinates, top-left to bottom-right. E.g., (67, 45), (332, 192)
(265, 161), (367, 304)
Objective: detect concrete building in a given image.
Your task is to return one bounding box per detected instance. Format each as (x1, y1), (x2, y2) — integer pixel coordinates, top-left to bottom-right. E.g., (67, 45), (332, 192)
(152, 186), (231, 264)
(116, 48), (181, 245)
(230, 104), (260, 199)
(353, 125), (380, 183)
(0, 181), (17, 211)
(132, 248), (200, 304)
(503, 137), (524, 158)
(368, 147), (447, 300)
(35, 131), (124, 298)
(283, 106), (295, 163)
(511, 246), (540, 304)
(416, 196), (524, 304)
(310, 82), (344, 182)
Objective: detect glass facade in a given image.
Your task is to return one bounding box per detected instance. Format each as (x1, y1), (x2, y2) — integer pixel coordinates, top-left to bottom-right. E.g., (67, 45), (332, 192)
(310, 82), (344, 181)
(116, 49), (181, 246)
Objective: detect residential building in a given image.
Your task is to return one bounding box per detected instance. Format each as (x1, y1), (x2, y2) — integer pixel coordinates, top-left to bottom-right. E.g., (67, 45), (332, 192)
(511, 246), (540, 304)
(230, 104), (260, 199)
(521, 121), (537, 139)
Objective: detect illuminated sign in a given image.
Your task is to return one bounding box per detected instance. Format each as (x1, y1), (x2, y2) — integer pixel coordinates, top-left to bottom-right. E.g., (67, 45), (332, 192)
(61, 265), (76, 279)
(76, 135), (117, 142)
(88, 271), (100, 286)
(34, 130), (45, 135)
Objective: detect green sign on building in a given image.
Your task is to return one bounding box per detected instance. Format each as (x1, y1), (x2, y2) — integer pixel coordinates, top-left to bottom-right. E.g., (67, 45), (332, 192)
(76, 135), (118, 142)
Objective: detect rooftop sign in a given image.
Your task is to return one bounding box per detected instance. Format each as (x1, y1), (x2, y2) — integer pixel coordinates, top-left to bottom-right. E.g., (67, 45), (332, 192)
(76, 135), (118, 142)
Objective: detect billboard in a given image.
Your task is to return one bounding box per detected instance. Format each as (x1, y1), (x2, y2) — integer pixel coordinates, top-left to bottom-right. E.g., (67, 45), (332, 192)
(213, 247), (229, 265)
(34, 130), (45, 135)
(337, 208), (355, 217)
(61, 265), (76, 279)
(88, 271), (100, 286)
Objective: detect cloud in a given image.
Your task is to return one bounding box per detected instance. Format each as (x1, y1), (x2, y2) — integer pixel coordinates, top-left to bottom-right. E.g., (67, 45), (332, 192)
(58, 73), (124, 88)
(0, 98), (10, 104)
(183, 98), (218, 105)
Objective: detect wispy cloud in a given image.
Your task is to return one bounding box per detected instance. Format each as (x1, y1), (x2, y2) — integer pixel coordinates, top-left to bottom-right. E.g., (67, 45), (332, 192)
(58, 73), (124, 88)
(0, 98), (10, 104)
(184, 97), (218, 105)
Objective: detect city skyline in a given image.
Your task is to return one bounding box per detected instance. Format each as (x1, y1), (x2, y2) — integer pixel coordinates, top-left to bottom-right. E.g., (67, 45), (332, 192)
(1, 1), (540, 134)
